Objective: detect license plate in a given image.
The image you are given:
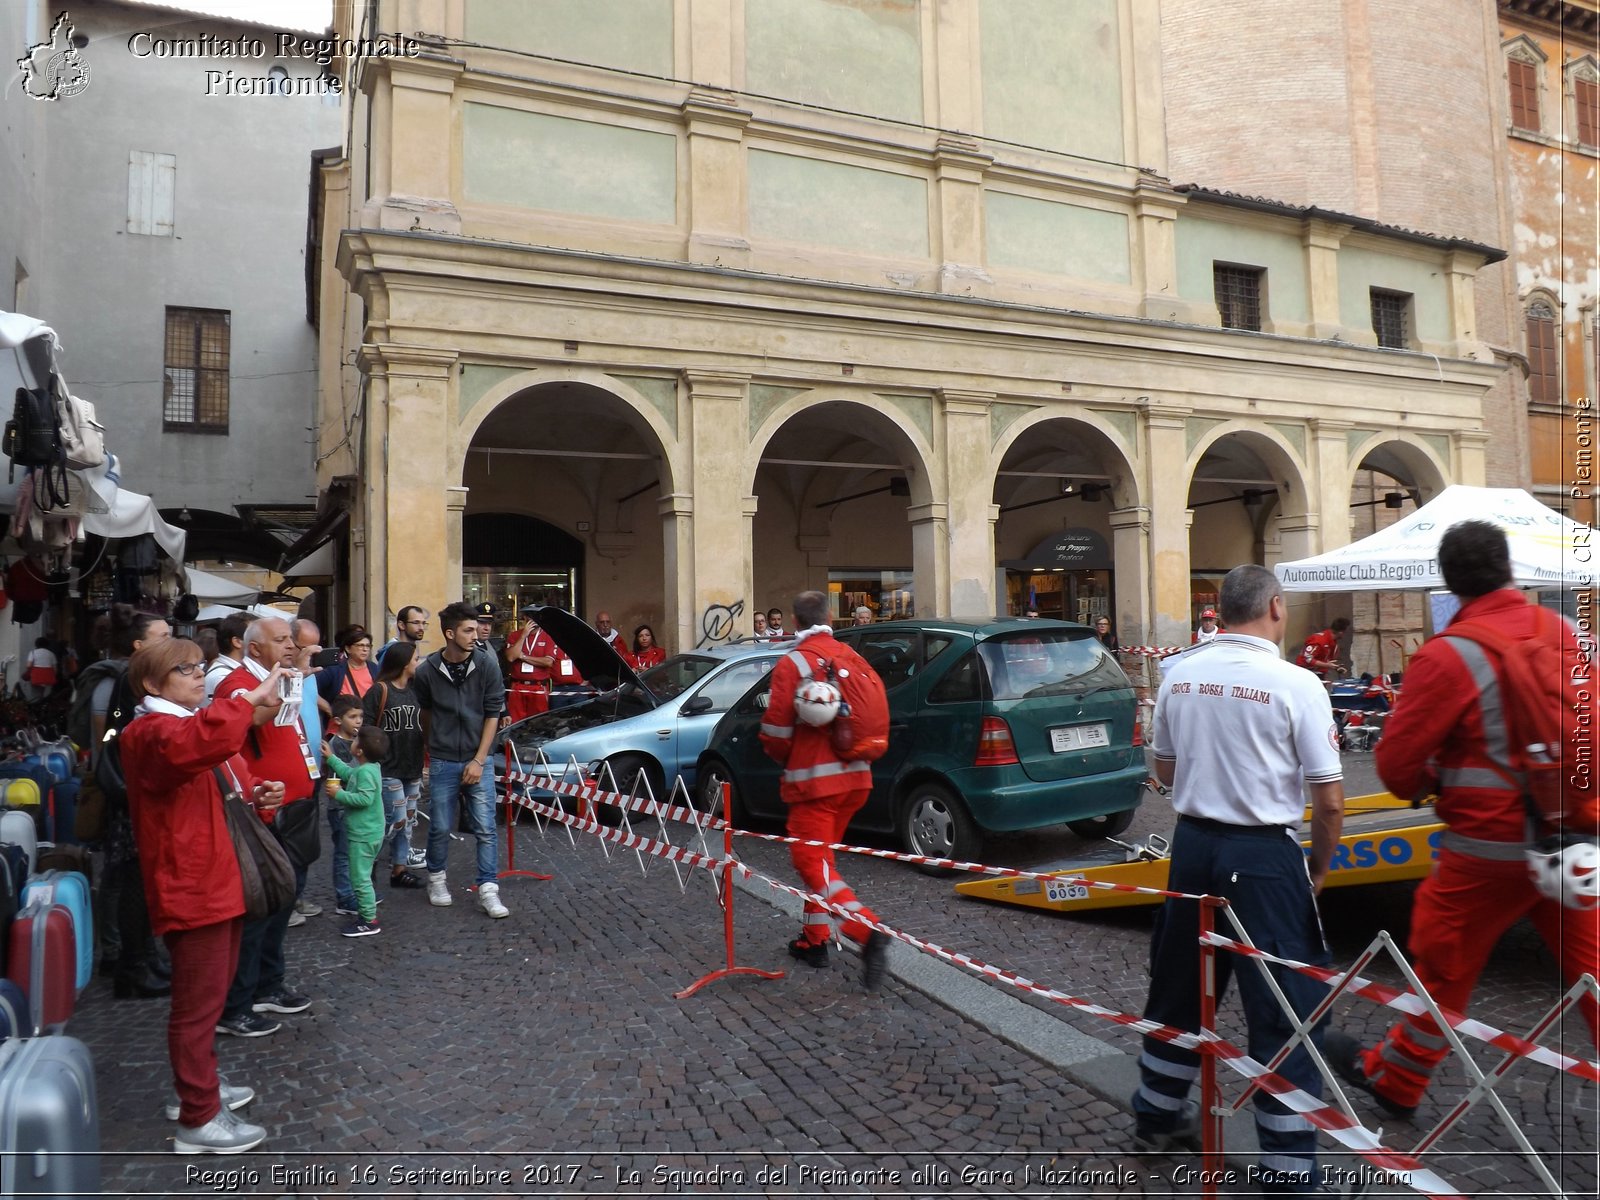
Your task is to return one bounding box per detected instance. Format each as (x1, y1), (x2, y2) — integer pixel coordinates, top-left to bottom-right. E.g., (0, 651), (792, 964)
(1051, 722), (1109, 753)
(1045, 880), (1089, 903)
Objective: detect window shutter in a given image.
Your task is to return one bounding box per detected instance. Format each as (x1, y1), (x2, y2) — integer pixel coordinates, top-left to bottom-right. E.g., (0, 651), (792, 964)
(1509, 58), (1540, 131)
(1577, 77), (1599, 149)
(1526, 306), (1559, 405)
(127, 151), (176, 237)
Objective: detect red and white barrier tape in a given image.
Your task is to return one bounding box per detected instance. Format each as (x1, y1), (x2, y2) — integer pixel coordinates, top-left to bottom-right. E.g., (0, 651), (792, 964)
(1121, 645), (1186, 658)
(506, 768), (1205, 902)
(505, 785), (1462, 1199)
(1201, 931), (1600, 1086)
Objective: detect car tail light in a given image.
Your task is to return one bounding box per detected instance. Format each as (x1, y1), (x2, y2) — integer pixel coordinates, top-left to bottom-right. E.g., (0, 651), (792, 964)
(975, 716), (1019, 766)
(1132, 719), (1144, 747)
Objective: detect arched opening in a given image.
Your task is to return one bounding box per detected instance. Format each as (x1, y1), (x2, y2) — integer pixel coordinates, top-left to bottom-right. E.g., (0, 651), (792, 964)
(750, 400), (931, 629)
(1186, 430), (1307, 631)
(992, 417), (1134, 627)
(463, 380), (669, 646)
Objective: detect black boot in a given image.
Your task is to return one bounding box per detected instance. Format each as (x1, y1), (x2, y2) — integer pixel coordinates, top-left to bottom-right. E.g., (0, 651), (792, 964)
(113, 969), (171, 999)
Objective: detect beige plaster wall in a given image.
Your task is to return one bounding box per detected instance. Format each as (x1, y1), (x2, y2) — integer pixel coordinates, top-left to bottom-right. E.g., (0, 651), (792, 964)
(744, 0), (923, 123)
(465, 0), (674, 77)
(1337, 246), (1453, 346)
(1175, 216), (1311, 326)
(748, 150), (929, 257)
(984, 191), (1131, 284)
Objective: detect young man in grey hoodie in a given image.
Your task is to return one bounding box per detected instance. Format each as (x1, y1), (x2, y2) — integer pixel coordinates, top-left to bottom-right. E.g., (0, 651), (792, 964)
(412, 601), (509, 918)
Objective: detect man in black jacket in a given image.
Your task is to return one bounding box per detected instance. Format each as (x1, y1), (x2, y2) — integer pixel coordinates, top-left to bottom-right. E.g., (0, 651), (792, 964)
(413, 602), (508, 918)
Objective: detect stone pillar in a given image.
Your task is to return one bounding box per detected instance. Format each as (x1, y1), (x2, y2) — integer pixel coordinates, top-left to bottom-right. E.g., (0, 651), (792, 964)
(677, 371), (753, 647)
(368, 57), (463, 233)
(1310, 418), (1354, 554)
(1109, 505), (1152, 645)
(360, 344), (460, 629)
(683, 90), (752, 267)
(932, 141), (993, 296)
(1124, 0), (1168, 174)
(1445, 250), (1492, 361)
(1303, 219), (1351, 340)
(930, 0), (981, 131)
(1146, 406), (1192, 646)
(660, 493), (695, 652)
(908, 502), (952, 619)
(941, 391), (996, 616)
(1277, 513), (1323, 647)
(1455, 429), (1490, 488)
(444, 486), (469, 605)
(686, 0), (735, 86)
(1134, 182), (1184, 322)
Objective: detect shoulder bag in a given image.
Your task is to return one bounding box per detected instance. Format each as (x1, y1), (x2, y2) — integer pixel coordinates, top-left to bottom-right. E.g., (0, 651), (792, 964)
(215, 766), (296, 921)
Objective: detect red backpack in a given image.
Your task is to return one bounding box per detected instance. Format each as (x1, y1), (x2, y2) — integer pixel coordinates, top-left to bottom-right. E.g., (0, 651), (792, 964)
(1447, 608), (1599, 837)
(790, 641), (891, 763)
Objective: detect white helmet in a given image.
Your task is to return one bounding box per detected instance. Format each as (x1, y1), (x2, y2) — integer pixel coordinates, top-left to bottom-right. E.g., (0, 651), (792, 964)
(1527, 836), (1600, 911)
(793, 679), (842, 726)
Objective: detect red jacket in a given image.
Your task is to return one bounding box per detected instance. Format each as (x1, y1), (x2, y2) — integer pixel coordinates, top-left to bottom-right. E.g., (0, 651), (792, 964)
(1296, 628), (1339, 673)
(1376, 589), (1577, 843)
(218, 664), (315, 807)
(758, 631), (872, 802)
(121, 697), (256, 935)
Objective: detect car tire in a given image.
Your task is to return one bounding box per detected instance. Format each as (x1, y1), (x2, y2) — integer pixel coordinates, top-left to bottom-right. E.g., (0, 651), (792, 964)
(1067, 808), (1137, 839)
(898, 781), (982, 876)
(596, 753), (662, 827)
(695, 758), (745, 825)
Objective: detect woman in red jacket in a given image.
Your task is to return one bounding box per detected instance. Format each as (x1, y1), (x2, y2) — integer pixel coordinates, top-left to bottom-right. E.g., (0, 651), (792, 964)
(629, 624), (666, 671)
(120, 638), (285, 1156)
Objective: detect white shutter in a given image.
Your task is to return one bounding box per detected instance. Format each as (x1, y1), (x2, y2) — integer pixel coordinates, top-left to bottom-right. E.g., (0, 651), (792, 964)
(127, 151), (176, 237)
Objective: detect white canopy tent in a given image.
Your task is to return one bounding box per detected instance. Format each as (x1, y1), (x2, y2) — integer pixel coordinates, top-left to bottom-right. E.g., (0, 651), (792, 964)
(1276, 485), (1597, 593)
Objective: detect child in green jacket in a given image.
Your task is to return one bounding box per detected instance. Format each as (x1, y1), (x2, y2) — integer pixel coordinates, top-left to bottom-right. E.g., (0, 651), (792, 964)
(322, 725), (391, 937)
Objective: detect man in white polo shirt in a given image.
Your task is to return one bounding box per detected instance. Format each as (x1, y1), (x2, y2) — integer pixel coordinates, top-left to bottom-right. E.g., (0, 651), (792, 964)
(1131, 564), (1346, 1198)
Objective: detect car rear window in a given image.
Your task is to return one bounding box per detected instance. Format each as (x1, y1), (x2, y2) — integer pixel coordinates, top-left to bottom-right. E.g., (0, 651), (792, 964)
(977, 632), (1127, 701)
(634, 655), (719, 701)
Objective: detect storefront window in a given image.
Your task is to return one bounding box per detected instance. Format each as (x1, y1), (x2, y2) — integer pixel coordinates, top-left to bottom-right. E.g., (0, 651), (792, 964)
(828, 569), (913, 626)
(1003, 569), (1111, 625)
(462, 568), (577, 628)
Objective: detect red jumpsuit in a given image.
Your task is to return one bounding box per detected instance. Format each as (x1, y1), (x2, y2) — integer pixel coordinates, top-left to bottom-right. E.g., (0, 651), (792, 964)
(505, 626), (562, 722)
(1295, 628), (1340, 678)
(759, 632), (878, 948)
(1367, 588), (1599, 1108)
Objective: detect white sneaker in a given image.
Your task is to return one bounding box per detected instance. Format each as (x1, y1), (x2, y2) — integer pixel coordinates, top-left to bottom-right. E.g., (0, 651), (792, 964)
(286, 909), (306, 927)
(164, 1078), (254, 1122)
(173, 1108), (267, 1155)
(427, 871), (451, 907)
(477, 881), (509, 919)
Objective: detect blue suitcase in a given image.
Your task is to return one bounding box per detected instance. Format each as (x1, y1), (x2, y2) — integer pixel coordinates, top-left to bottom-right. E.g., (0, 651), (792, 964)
(0, 1035), (100, 1196)
(21, 872), (90, 994)
(21, 750), (71, 789)
(48, 777), (79, 846)
(0, 980), (23, 1041)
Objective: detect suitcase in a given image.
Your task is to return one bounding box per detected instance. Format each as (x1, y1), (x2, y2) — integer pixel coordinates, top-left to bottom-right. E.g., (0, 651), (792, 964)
(0, 777), (45, 843)
(0, 1035), (100, 1197)
(7, 902), (75, 1035)
(0, 763), (52, 803)
(21, 750), (71, 788)
(0, 856), (18, 979)
(21, 873), (90, 994)
(0, 812), (37, 877)
(0, 980), (23, 1041)
(48, 777), (79, 846)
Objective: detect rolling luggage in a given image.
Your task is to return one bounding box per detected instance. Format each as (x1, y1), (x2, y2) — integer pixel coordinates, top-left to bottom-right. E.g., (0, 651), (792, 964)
(22, 748), (72, 788)
(0, 811), (36, 876)
(48, 777), (79, 845)
(0, 980), (23, 1041)
(34, 844), (90, 886)
(0, 1035), (100, 1197)
(21, 873), (90, 993)
(7, 901), (75, 1035)
(0, 855), (19, 978)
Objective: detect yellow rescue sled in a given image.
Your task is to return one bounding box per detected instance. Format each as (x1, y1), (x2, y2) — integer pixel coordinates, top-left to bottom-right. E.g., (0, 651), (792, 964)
(956, 793), (1442, 914)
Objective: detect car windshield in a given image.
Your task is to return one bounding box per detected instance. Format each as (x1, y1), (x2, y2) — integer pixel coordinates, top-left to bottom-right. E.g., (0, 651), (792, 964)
(978, 631), (1128, 700)
(625, 654), (721, 702)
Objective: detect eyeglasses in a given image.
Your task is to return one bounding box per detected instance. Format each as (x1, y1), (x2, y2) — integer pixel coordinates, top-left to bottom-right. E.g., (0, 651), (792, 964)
(171, 661), (206, 677)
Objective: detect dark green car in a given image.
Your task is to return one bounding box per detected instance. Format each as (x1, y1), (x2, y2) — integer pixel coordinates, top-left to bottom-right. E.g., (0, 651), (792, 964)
(695, 619), (1146, 863)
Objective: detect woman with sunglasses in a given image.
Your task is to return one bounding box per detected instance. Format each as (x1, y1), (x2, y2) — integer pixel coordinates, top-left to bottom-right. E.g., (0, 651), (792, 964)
(119, 638), (287, 1155)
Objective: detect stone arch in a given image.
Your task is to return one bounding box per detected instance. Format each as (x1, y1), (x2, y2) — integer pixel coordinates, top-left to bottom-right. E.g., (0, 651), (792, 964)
(989, 408), (1144, 511)
(1184, 422), (1312, 514)
(1345, 431), (1451, 500)
(745, 389), (937, 506)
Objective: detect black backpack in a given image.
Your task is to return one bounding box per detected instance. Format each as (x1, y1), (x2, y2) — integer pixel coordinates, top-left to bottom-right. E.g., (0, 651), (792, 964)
(4, 386), (59, 473)
(94, 670), (138, 808)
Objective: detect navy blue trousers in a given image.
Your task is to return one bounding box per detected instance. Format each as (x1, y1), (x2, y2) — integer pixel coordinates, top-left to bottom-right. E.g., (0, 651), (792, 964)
(1132, 818), (1332, 1193)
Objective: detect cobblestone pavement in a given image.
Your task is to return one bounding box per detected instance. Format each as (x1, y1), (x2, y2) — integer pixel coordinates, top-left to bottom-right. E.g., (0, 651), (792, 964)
(74, 749), (1596, 1196)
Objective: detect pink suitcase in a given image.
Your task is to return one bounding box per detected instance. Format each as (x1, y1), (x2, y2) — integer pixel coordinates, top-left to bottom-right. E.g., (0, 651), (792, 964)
(6, 901), (74, 1035)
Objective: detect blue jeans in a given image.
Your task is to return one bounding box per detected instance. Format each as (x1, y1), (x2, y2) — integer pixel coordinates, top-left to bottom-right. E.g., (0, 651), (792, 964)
(224, 860), (306, 1020)
(382, 776), (421, 869)
(327, 803), (356, 911)
(426, 759), (497, 886)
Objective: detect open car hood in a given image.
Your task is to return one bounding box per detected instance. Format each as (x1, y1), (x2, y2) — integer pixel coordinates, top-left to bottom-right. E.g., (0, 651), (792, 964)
(532, 606), (649, 698)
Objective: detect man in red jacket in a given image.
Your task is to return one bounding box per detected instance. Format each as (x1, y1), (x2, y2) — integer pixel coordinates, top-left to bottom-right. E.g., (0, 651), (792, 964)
(759, 591), (890, 990)
(215, 617), (318, 1037)
(1294, 616), (1350, 680)
(1327, 521), (1600, 1117)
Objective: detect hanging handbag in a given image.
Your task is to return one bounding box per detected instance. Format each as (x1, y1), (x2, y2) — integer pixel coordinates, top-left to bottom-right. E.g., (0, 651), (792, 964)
(215, 767), (295, 922)
(271, 795), (321, 869)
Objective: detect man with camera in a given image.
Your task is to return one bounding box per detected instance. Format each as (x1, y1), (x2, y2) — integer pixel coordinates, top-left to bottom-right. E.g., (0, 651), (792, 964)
(215, 617), (318, 1037)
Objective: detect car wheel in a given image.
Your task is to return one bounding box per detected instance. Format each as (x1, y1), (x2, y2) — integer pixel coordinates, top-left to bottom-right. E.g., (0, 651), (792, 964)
(695, 758), (745, 824)
(898, 781), (981, 876)
(596, 753), (662, 827)
(1067, 808), (1136, 839)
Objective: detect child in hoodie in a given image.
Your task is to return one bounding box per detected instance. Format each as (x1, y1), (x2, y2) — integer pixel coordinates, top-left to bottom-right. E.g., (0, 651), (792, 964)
(322, 725), (390, 937)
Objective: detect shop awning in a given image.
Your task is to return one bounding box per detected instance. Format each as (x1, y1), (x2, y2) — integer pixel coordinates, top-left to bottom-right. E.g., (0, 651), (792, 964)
(184, 567), (259, 605)
(82, 489), (185, 562)
(281, 539), (334, 582)
(1003, 528), (1113, 572)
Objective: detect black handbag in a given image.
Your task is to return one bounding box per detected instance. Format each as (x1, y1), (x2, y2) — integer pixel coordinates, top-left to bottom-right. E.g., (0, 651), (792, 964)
(215, 768), (296, 922)
(272, 794), (321, 869)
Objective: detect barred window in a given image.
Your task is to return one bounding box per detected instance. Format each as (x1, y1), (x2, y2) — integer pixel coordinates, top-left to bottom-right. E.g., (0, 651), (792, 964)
(1213, 264), (1264, 332)
(1526, 300), (1560, 405)
(163, 308), (229, 432)
(1370, 289), (1411, 350)
(1509, 57), (1541, 131)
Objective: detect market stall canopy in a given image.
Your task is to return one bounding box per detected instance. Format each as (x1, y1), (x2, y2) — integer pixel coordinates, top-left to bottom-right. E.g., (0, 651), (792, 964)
(184, 567), (258, 605)
(194, 604), (242, 623)
(280, 539), (334, 583)
(81, 489), (185, 562)
(1276, 485), (1597, 592)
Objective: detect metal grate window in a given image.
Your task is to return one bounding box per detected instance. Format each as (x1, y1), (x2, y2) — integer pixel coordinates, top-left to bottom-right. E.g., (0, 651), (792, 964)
(1370, 289), (1410, 350)
(1526, 301), (1560, 404)
(1213, 264), (1264, 332)
(1509, 57), (1540, 131)
(163, 307), (230, 432)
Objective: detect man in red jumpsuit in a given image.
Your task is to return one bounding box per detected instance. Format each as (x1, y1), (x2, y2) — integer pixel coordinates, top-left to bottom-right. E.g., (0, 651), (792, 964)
(1327, 521), (1599, 1117)
(759, 590), (891, 990)
(504, 606), (561, 722)
(1295, 616), (1350, 680)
